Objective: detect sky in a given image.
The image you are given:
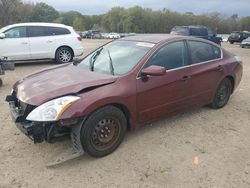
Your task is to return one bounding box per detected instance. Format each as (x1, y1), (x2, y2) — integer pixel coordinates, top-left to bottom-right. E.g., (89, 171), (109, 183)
(30, 0), (250, 16)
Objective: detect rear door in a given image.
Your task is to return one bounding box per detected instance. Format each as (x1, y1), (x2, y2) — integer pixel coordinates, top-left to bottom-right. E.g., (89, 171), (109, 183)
(187, 40), (224, 106)
(0, 26), (31, 60)
(136, 40), (192, 124)
(27, 26), (54, 59)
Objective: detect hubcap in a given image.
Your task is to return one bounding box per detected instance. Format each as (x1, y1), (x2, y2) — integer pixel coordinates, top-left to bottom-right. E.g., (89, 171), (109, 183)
(91, 118), (120, 151)
(217, 83), (230, 105)
(59, 50), (71, 63)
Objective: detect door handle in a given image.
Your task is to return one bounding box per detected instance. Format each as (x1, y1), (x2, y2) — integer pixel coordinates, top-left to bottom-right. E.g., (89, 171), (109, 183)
(47, 40), (53, 43)
(181, 75), (191, 81)
(21, 42), (28, 45)
(216, 65), (224, 72)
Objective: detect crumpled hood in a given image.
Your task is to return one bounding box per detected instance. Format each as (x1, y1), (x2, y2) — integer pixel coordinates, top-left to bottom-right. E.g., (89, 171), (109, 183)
(14, 64), (117, 106)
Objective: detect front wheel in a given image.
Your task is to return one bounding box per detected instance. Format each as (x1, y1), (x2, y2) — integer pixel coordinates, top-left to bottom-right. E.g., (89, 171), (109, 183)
(209, 78), (232, 109)
(55, 47), (73, 64)
(80, 106), (127, 157)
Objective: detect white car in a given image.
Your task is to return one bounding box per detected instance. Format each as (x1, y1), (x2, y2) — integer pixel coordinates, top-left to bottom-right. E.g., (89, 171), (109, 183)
(107, 33), (120, 39)
(0, 23), (84, 63)
(240, 37), (250, 48)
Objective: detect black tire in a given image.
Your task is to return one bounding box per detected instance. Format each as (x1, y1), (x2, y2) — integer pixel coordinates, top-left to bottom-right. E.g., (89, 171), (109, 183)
(55, 47), (73, 64)
(209, 78), (232, 109)
(230, 41), (234, 44)
(80, 106), (127, 157)
(0, 78), (2, 87)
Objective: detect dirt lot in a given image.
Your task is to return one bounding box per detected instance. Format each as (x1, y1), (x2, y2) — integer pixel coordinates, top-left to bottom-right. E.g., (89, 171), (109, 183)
(0, 40), (249, 188)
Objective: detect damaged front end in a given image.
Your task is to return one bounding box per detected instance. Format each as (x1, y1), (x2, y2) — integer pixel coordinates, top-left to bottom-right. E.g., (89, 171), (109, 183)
(5, 91), (82, 144)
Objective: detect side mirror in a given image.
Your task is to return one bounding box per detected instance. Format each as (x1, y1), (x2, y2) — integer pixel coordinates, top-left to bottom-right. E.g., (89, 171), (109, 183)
(141, 65), (166, 77)
(0, 33), (5, 39)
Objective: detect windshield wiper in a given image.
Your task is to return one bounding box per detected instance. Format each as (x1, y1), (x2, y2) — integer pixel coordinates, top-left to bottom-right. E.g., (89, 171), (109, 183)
(89, 47), (103, 71)
(107, 49), (114, 75)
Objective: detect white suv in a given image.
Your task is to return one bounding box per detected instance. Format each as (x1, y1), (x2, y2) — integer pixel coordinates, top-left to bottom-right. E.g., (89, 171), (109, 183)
(0, 23), (84, 63)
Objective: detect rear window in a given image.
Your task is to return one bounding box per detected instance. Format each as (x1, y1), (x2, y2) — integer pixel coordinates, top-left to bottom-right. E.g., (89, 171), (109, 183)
(190, 28), (208, 36)
(188, 41), (221, 64)
(171, 27), (189, 35)
(230, 32), (240, 37)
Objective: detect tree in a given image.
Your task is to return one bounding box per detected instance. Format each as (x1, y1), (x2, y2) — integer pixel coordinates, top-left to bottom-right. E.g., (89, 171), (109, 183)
(73, 16), (85, 31)
(1, 2), (249, 34)
(60, 11), (82, 26)
(15, 2), (34, 23)
(0, 0), (20, 26)
(30, 2), (59, 22)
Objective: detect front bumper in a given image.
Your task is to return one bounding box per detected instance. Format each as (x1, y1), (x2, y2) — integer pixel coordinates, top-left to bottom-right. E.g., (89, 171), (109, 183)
(6, 94), (75, 144)
(6, 95), (46, 143)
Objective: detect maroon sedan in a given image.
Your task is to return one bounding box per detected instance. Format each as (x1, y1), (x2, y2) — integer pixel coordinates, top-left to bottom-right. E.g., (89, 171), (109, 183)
(6, 34), (242, 157)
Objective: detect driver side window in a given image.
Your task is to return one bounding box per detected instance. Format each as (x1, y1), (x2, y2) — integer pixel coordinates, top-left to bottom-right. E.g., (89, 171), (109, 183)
(4, 27), (27, 38)
(146, 41), (188, 70)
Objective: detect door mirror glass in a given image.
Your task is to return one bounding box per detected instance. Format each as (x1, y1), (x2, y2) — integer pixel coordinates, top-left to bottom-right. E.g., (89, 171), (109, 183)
(0, 33), (5, 39)
(141, 65), (166, 76)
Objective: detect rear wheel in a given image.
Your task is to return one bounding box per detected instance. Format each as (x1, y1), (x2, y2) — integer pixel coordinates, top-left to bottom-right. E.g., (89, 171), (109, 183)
(80, 106), (127, 157)
(55, 47), (73, 64)
(230, 41), (234, 44)
(209, 78), (232, 109)
(0, 78), (2, 87)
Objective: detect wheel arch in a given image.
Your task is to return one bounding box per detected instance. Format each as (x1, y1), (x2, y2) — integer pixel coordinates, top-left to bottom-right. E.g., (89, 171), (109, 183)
(111, 103), (131, 131)
(84, 103), (132, 131)
(225, 75), (235, 93)
(55, 45), (74, 59)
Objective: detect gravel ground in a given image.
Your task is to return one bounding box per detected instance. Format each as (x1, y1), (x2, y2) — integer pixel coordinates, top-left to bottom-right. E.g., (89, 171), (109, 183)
(0, 40), (249, 188)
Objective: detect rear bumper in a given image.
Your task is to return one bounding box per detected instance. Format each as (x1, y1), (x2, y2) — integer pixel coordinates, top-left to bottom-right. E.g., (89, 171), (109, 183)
(74, 47), (84, 57)
(241, 43), (250, 47)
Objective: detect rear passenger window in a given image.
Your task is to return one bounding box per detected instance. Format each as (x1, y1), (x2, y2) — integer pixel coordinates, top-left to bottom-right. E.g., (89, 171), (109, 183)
(47, 27), (70, 35)
(28, 26), (48, 37)
(146, 41), (188, 70)
(188, 41), (221, 64)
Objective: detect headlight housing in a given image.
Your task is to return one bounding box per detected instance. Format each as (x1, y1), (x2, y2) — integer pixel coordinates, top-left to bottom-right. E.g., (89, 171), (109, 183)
(26, 96), (80, 122)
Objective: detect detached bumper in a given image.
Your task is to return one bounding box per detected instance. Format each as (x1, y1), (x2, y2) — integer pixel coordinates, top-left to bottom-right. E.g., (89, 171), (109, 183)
(6, 95), (45, 143)
(15, 121), (45, 143)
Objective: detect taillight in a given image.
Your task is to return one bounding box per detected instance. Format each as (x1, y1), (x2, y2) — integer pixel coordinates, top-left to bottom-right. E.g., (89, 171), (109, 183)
(77, 36), (82, 41)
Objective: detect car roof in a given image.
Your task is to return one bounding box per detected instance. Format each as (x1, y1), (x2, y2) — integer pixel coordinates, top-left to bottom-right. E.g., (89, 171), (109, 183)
(173, 25), (207, 29)
(120, 34), (188, 44)
(2, 22), (71, 29)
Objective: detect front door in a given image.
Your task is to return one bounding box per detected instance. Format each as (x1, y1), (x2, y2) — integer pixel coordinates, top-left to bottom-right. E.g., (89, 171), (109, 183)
(0, 26), (30, 60)
(136, 41), (192, 124)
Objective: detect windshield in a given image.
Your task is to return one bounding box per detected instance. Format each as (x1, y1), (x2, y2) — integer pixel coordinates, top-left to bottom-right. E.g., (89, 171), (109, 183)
(0, 26), (9, 33)
(0, 26), (10, 33)
(78, 40), (154, 75)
